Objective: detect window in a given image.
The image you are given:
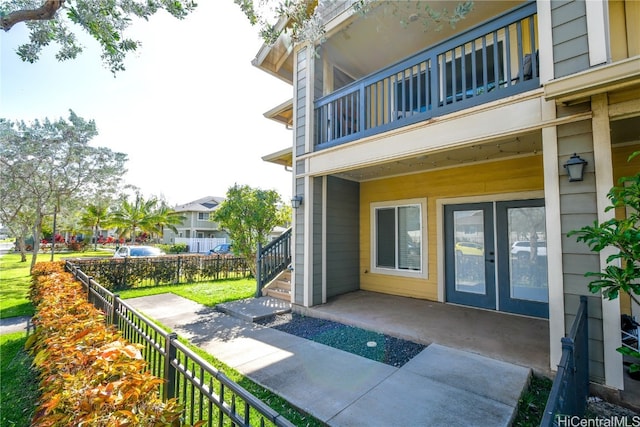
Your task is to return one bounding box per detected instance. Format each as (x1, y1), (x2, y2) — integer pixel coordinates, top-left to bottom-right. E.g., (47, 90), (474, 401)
(371, 199), (426, 277)
(198, 212), (209, 221)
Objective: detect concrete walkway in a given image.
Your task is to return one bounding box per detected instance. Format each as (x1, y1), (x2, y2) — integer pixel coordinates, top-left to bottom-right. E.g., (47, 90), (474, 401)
(126, 293), (531, 426)
(0, 315), (32, 335)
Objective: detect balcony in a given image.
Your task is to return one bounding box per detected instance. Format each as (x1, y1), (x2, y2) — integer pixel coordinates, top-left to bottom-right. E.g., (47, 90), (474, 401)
(314, 2), (539, 150)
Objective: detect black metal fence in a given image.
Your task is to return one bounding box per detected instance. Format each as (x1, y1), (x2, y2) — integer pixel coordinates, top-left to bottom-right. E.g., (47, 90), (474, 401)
(66, 261), (295, 427)
(69, 254), (251, 290)
(541, 296), (589, 426)
(256, 228), (292, 297)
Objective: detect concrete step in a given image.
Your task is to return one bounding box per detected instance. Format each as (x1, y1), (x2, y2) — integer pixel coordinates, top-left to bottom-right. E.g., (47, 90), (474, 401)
(273, 279), (290, 291)
(264, 287), (291, 302)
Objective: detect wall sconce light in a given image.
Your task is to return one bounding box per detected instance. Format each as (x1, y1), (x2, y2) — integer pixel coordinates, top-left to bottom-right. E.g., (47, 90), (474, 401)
(563, 153), (588, 182)
(291, 195), (303, 209)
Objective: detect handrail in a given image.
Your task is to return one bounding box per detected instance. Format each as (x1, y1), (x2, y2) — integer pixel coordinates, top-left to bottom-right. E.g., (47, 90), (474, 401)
(314, 1), (539, 149)
(65, 260), (295, 427)
(256, 228), (292, 297)
(541, 296), (589, 426)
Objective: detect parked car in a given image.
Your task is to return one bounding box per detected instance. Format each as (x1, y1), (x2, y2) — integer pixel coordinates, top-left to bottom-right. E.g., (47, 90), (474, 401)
(511, 240), (547, 260)
(455, 241), (484, 257)
(113, 245), (166, 258)
(208, 243), (232, 255)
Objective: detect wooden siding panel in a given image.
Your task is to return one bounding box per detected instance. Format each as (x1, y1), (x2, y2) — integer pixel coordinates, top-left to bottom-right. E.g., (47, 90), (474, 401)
(326, 177), (360, 298)
(551, 1), (584, 25)
(560, 193), (597, 214)
(551, 0), (589, 77)
(562, 253), (599, 276)
(296, 47), (307, 158)
(609, 87), (640, 106)
(559, 211), (597, 232)
(552, 33), (589, 63)
(359, 155), (543, 300)
(556, 119), (592, 139)
(552, 16), (588, 45)
(554, 55), (591, 79)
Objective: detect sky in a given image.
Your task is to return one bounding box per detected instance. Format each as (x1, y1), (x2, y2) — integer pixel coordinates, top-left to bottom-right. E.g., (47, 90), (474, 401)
(0, 1), (294, 206)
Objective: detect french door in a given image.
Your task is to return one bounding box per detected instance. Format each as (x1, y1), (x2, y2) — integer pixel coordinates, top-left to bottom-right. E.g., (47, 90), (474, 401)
(444, 199), (549, 318)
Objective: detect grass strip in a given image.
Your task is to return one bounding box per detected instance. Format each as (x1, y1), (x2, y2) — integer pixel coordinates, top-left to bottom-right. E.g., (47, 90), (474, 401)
(0, 332), (39, 427)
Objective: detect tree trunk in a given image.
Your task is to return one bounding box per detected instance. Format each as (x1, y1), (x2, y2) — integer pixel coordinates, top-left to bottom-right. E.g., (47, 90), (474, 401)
(17, 236), (27, 262)
(29, 212), (43, 272)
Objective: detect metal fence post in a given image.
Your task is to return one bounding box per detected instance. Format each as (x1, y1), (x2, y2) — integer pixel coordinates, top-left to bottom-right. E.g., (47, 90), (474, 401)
(111, 295), (120, 327)
(256, 242), (262, 298)
(164, 332), (178, 400)
(561, 336), (576, 411)
(86, 276), (93, 301)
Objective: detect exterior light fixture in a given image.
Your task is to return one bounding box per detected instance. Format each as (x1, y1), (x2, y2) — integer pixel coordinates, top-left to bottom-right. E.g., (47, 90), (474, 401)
(563, 153), (588, 182)
(291, 195), (303, 209)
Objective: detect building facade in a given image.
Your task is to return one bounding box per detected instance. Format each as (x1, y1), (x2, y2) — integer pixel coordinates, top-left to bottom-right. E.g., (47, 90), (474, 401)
(258, 0), (640, 392)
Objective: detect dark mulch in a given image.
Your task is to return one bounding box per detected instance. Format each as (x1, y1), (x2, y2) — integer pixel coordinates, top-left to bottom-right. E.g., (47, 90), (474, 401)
(256, 312), (426, 367)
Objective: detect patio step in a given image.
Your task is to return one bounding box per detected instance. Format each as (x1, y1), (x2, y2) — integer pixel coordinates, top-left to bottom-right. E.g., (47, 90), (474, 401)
(262, 270), (291, 302)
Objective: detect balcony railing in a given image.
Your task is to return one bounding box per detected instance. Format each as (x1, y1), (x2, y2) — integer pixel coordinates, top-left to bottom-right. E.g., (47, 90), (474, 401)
(314, 2), (539, 149)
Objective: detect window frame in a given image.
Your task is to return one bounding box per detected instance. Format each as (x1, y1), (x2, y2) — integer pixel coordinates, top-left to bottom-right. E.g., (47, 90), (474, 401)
(370, 198), (428, 278)
(198, 212), (210, 221)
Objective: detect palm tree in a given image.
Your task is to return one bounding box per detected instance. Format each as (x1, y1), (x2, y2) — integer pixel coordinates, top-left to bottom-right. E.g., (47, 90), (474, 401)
(110, 194), (159, 243)
(149, 203), (185, 242)
(80, 202), (112, 250)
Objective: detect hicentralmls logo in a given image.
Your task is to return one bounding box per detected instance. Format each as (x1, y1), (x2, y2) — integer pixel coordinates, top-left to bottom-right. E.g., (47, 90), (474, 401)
(555, 415), (640, 427)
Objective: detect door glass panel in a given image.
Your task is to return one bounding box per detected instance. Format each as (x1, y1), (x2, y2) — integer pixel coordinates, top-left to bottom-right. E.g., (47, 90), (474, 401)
(453, 210), (486, 294)
(507, 206), (548, 303)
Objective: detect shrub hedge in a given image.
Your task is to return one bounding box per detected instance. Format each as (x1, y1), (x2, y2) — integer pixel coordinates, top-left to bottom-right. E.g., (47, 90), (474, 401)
(27, 262), (184, 426)
(68, 254), (250, 290)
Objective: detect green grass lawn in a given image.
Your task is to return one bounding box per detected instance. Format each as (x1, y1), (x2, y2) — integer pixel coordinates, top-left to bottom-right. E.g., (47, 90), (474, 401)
(0, 250), (111, 318)
(117, 278), (257, 305)
(0, 332), (39, 427)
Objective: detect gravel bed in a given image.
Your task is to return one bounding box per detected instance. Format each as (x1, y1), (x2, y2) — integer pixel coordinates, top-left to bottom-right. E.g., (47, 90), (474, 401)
(587, 397), (640, 419)
(256, 313), (426, 367)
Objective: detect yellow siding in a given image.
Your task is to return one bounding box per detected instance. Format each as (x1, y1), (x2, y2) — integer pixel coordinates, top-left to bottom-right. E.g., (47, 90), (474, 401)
(609, 87), (640, 106)
(359, 155), (544, 300)
(609, 0), (640, 61)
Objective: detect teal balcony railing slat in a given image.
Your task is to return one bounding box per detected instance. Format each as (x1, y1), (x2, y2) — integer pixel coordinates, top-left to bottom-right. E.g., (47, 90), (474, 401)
(314, 2), (539, 150)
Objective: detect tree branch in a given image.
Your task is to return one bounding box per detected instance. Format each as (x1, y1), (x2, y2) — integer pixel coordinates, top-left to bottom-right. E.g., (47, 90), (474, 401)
(1, 0), (64, 32)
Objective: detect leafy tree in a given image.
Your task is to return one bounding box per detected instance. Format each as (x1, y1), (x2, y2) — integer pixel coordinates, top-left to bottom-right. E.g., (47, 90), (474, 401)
(568, 152), (640, 374)
(236, 0), (474, 46)
(213, 184), (284, 277)
(1, 0), (197, 73)
(0, 111), (127, 269)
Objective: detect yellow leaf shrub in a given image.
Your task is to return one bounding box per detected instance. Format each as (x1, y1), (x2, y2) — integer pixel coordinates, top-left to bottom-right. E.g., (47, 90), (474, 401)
(28, 262), (183, 426)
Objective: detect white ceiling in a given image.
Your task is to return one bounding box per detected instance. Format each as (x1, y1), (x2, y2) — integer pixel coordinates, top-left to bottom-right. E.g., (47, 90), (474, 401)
(323, 1), (525, 80)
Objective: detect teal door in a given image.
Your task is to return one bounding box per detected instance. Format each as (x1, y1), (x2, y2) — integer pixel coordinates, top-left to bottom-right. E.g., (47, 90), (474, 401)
(444, 203), (496, 310)
(445, 199), (549, 318)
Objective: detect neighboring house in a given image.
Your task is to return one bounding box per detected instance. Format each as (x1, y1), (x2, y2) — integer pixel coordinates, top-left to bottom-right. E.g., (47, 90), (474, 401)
(163, 196), (229, 252)
(257, 1), (640, 396)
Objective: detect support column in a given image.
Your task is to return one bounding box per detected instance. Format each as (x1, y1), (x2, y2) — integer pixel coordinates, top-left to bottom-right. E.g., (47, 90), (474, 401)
(592, 93), (623, 390)
(542, 98), (565, 370)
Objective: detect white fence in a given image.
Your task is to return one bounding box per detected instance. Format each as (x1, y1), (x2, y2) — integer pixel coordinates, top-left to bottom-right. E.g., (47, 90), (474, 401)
(174, 237), (227, 253)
